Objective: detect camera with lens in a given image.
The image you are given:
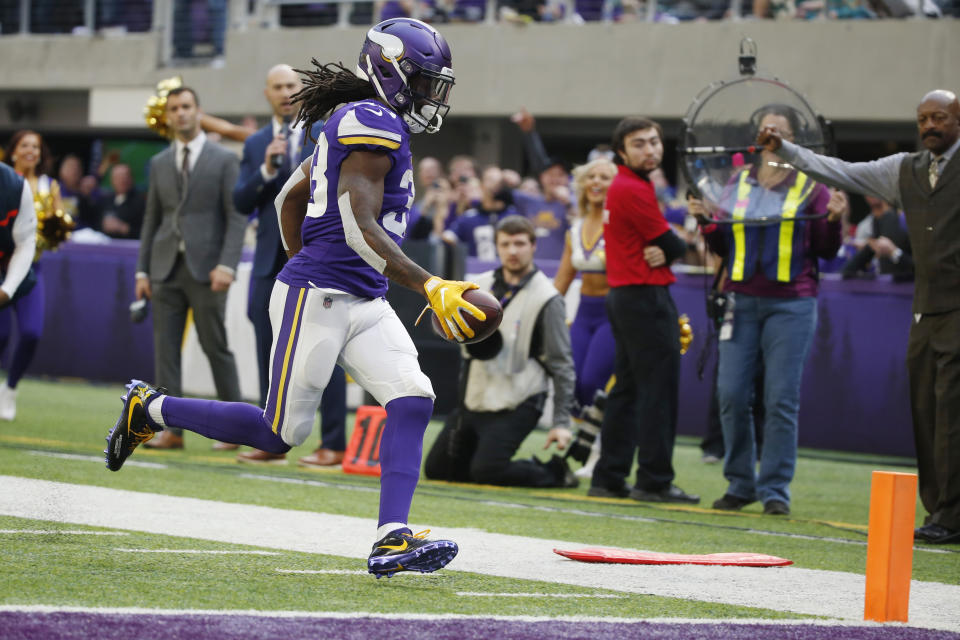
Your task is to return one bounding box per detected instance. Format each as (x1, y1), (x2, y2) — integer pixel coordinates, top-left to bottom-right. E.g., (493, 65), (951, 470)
(565, 389), (607, 464)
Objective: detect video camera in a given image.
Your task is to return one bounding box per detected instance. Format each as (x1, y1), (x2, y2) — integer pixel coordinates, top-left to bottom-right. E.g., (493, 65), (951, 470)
(565, 389), (606, 464)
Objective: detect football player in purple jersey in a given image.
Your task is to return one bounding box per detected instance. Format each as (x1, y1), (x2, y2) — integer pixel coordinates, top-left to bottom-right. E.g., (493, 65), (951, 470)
(105, 18), (485, 578)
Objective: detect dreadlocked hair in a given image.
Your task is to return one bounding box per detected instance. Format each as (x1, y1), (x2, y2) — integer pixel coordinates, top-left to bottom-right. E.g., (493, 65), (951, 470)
(292, 59), (379, 141)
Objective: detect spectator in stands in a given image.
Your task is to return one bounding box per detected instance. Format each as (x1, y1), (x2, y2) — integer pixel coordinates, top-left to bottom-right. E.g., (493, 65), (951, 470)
(443, 165), (516, 259)
(759, 89), (960, 543)
(661, 0), (729, 19)
(98, 164), (145, 239)
(447, 154), (477, 186)
(450, 0), (486, 21)
(57, 154), (99, 230)
(842, 195), (913, 281)
(414, 156), (444, 195)
(439, 155), (479, 231)
(407, 157), (448, 240)
(588, 116), (698, 504)
(173, 0), (227, 60)
(413, 177), (454, 242)
(424, 215), (577, 488)
(518, 176), (541, 196)
(553, 157), (617, 478)
(796, 0), (876, 18)
(510, 108), (573, 260)
(377, 0), (448, 20)
(136, 86), (246, 450)
(0, 130), (55, 421)
(502, 169), (522, 189)
(691, 105), (843, 516)
(232, 64), (347, 466)
(818, 189), (858, 273)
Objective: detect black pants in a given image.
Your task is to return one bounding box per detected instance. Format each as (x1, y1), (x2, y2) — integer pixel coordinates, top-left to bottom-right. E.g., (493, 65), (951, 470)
(424, 393), (558, 487)
(592, 285), (680, 492)
(152, 257), (242, 436)
(907, 309), (960, 530)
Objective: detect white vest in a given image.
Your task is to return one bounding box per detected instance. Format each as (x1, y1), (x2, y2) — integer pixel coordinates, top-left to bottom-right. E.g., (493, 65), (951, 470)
(463, 269), (559, 413)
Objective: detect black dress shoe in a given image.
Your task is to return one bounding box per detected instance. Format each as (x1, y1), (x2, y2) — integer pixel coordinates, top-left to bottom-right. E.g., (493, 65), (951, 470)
(915, 523), (960, 545)
(763, 500), (790, 516)
(630, 485), (700, 504)
(712, 493), (755, 511)
(587, 485), (630, 498)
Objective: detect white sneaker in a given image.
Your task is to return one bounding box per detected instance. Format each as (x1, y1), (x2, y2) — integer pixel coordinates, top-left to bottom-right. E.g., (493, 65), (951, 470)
(573, 435), (602, 479)
(0, 384), (17, 421)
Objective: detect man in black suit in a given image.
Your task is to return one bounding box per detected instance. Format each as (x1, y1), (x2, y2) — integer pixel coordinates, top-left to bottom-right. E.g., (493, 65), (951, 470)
(232, 64), (347, 466)
(136, 86), (246, 449)
(99, 163), (146, 239)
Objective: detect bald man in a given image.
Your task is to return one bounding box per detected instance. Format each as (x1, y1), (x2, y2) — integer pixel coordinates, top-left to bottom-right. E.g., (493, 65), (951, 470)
(232, 64), (348, 467)
(758, 90), (960, 544)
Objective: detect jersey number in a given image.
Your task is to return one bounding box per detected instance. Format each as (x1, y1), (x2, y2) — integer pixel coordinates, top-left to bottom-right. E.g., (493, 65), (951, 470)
(381, 169), (414, 238)
(307, 136), (329, 218)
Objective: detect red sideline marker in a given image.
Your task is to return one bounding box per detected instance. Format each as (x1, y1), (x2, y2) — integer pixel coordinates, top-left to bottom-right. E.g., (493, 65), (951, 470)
(342, 405), (386, 477)
(554, 547), (792, 567)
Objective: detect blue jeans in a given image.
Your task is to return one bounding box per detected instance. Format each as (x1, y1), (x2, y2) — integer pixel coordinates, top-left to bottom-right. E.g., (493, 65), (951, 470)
(717, 294), (817, 506)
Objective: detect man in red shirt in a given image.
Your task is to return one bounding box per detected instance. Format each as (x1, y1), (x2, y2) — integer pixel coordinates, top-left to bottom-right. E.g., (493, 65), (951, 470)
(588, 117), (699, 504)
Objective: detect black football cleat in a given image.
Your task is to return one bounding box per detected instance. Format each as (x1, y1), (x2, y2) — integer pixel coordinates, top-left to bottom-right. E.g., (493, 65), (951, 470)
(367, 529), (458, 578)
(104, 379), (165, 472)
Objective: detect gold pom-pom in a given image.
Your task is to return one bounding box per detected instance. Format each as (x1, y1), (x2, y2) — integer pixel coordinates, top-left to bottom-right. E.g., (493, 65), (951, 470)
(143, 76), (183, 139)
(678, 313), (694, 355)
(33, 192), (76, 260)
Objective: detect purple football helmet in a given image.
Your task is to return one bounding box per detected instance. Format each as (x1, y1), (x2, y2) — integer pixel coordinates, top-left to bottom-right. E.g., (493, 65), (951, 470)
(356, 18), (454, 134)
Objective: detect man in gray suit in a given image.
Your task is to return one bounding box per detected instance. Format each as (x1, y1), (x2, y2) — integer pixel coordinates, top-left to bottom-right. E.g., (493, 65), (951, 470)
(134, 86), (246, 449)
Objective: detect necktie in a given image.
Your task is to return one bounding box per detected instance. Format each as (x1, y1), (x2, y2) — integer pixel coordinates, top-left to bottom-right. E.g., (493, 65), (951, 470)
(280, 122), (292, 176)
(181, 145), (191, 191)
(929, 156), (940, 188)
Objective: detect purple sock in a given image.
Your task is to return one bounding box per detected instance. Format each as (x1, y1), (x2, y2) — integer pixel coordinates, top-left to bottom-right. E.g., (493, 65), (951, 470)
(150, 397), (290, 454)
(377, 395), (432, 528)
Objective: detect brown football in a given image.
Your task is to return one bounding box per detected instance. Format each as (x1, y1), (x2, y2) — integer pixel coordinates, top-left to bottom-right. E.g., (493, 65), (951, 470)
(431, 288), (503, 344)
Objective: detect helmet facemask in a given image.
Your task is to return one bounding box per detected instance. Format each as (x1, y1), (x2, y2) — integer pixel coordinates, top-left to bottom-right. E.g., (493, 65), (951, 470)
(398, 64), (454, 134)
(356, 18), (455, 134)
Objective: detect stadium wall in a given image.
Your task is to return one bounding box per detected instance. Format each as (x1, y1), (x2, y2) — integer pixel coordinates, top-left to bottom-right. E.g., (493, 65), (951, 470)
(0, 21), (958, 127)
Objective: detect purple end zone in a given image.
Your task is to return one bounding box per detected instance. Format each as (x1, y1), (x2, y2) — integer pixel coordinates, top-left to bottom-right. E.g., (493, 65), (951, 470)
(1, 612), (958, 640)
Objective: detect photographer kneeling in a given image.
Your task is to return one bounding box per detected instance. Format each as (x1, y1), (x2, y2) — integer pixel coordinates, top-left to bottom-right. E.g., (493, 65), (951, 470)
(424, 216), (578, 488)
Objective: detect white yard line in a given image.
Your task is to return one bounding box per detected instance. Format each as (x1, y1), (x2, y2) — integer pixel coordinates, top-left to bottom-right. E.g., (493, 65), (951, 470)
(28, 451), (168, 469)
(276, 569), (370, 575)
(455, 592), (626, 599)
(0, 476), (957, 631)
(113, 548), (280, 555)
(0, 530), (129, 535)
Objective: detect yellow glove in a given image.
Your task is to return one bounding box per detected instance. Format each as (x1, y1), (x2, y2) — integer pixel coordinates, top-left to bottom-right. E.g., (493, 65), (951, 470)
(420, 276), (486, 342)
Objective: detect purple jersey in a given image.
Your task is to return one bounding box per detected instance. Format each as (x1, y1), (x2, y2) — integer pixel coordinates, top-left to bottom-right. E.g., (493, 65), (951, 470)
(278, 100), (413, 298)
(511, 190), (570, 261)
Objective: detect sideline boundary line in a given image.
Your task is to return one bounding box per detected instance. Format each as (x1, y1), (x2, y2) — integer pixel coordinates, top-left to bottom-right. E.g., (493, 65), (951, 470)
(2, 476), (959, 631)
(0, 604), (911, 627)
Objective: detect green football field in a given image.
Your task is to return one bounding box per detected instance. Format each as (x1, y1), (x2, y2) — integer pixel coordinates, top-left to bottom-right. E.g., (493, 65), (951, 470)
(0, 378), (958, 634)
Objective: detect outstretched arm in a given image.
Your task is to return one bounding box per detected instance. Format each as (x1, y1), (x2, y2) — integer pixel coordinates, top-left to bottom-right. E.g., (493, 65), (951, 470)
(758, 125), (905, 208)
